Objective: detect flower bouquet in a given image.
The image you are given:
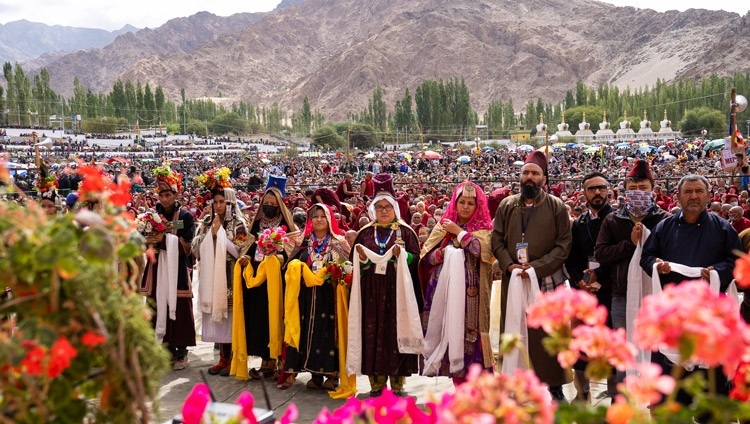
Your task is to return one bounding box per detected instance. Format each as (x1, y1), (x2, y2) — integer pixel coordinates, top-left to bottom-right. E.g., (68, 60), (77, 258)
(257, 225), (289, 257)
(195, 167), (232, 191)
(327, 260), (354, 286)
(135, 210), (167, 237)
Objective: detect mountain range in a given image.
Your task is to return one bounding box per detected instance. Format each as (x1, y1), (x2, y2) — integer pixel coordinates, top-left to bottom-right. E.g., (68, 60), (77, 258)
(15, 0), (750, 119)
(0, 20), (137, 64)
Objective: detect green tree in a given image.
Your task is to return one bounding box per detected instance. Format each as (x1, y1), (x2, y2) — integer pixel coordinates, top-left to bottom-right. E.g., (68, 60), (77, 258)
(311, 125), (345, 149)
(3, 62), (15, 125)
(211, 112), (246, 135)
(143, 83), (155, 121)
(679, 107), (728, 138)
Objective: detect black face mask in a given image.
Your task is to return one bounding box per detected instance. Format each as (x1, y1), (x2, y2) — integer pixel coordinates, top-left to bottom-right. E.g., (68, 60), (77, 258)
(262, 205), (279, 217)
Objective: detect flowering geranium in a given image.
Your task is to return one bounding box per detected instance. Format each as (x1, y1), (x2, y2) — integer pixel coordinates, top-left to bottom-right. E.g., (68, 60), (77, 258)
(731, 361), (750, 402)
(433, 364), (555, 423)
(315, 388), (433, 424)
(76, 164), (132, 208)
(734, 253), (750, 289)
(257, 225), (289, 257)
(527, 286), (607, 335)
(634, 280), (748, 370)
(558, 325), (636, 378)
(181, 384), (297, 424)
(135, 210), (168, 237)
(620, 362), (676, 406)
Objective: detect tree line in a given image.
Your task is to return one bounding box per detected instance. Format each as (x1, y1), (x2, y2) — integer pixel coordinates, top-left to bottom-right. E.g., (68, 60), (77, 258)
(1, 60), (748, 143)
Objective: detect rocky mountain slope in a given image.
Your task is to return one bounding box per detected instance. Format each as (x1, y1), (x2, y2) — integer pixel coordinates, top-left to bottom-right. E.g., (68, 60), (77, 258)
(36, 0), (750, 118)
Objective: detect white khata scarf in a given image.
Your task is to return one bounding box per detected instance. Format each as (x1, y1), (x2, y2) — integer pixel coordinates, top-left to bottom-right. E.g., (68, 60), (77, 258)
(626, 227), (653, 375)
(155, 234), (179, 343)
(199, 225), (228, 323)
(422, 245), (466, 375)
(346, 244), (424, 376)
(502, 267), (540, 376)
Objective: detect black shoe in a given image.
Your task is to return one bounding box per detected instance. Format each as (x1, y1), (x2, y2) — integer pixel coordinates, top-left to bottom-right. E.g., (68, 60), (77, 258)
(549, 386), (567, 403)
(392, 390), (408, 397)
(214, 343), (220, 350)
(369, 389), (383, 397)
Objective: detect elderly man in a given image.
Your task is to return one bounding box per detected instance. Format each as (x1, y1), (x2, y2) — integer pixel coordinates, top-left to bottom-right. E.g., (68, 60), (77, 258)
(729, 205), (750, 233)
(492, 150), (572, 402)
(640, 174), (742, 410)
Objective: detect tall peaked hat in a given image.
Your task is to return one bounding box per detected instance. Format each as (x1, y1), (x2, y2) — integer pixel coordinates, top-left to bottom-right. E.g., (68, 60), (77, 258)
(266, 175), (287, 198)
(627, 159), (654, 182)
(372, 173), (395, 197)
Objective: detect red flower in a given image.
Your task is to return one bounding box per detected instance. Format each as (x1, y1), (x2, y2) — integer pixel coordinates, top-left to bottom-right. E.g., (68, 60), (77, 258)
(734, 253), (750, 289)
(328, 264), (342, 280)
(46, 337), (77, 378)
(21, 346), (46, 376)
(77, 165), (108, 200)
(109, 179), (132, 207)
(731, 361), (750, 401)
(343, 274), (353, 286)
(81, 331), (107, 348)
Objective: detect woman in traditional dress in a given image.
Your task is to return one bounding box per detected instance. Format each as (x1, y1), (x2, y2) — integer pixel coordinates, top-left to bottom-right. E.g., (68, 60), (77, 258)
(235, 176), (299, 380)
(418, 181), (495, 385)
(278, 203), (351, 390)
(192, 169), (249, 376)
(348, 173), (423, 397)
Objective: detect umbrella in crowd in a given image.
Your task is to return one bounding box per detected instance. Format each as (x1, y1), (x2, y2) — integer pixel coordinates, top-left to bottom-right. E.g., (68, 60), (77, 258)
(517, 145), (534, 151)
(422, 150), (442, 159)
(457, 155), (471, 163)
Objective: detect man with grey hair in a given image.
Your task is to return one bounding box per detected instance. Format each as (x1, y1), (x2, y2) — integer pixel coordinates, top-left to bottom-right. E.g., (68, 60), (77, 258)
(640, 174), (741, 408)
(729, 205), (750, 233)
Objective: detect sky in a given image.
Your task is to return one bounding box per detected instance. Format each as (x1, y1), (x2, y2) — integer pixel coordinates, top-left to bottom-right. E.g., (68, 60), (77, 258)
(0, 0), (747, 31)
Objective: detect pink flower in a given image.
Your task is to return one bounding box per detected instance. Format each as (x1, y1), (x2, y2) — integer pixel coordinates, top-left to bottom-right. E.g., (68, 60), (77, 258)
(527, 286), (607, 335)
(568, 326), (636, 377)
(634, 280), (748, 368)
(620, 362), (675, 405)
(236, 391), (258, 424)
(363, 389), (410, 424)
(277, 403), (299, 424)
(181, 383), (211, 424)
(433, 364), (555, 423)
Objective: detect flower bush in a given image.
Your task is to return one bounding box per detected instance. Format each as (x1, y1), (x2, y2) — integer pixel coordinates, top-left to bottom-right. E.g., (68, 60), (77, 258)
(0, 159), (169, 423)
(181, 384), (298, 424)
(257, 226), (289, 257)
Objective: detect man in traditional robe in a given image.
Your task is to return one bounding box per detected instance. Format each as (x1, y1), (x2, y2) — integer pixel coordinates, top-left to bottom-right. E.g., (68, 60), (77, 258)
(491, 150), (572, 402)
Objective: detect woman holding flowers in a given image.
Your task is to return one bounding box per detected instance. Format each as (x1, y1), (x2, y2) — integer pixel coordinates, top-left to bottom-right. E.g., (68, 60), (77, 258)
(418, 181), (494, 384)
(233, 176), (299, 381)
(191, 168), (250, 376)
(279, 203), (351, 391)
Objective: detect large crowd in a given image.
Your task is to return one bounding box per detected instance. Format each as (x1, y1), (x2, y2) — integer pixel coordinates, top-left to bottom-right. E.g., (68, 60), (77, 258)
(4, 131), (750, 412)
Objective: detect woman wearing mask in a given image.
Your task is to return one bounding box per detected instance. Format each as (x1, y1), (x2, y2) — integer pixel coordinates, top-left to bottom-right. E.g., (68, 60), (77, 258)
(192, 169), (250, 376)
(279, 204), (351, 391)
(233, 176), (299, 381)
(418, 181), (494, 385)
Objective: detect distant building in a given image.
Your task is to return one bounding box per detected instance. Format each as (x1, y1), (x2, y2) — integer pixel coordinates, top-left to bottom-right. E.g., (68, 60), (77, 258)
(509, 125), (532, 143)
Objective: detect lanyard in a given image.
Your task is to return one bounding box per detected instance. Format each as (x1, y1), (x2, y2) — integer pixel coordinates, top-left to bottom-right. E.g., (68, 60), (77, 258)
(520, 204), (534, 243)
(375, 228), (394, 254)
(312, 233), (329, 255)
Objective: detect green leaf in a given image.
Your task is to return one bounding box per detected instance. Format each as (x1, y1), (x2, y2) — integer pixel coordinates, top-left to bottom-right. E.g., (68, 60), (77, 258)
(49, 378), (73, 405)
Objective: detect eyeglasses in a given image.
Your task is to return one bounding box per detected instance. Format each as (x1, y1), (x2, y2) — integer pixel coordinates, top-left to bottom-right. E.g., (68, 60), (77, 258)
(374, 205), (394, 212)
(585, 185), (609, 192)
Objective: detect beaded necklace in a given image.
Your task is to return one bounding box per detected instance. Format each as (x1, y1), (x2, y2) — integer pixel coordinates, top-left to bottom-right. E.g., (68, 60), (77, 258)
(374, 227), (394, 254)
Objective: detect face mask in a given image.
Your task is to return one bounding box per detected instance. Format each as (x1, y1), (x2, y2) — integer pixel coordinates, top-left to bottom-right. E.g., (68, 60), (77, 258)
(419, 236), (428, 242)
(625, 190), (653, 218)
(262, 205), (279, 217)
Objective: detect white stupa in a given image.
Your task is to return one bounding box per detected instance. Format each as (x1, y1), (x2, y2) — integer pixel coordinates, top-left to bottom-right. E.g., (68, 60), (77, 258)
(554, 112), (573, 139)
(637, 109), (653, 140)
(657, 109), (678, 142)
(595, 111), (615, 144)
(615, 111), (636, 140)
(575, 112), (594, 143)
(535, 114), (548, 144)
